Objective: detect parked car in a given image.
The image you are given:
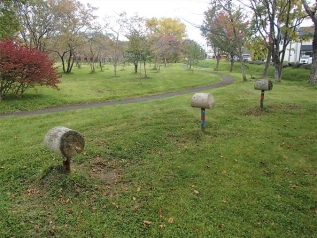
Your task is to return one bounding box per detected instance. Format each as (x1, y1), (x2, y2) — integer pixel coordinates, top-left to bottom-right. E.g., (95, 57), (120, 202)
(242, 54), (252, 61)
(308, 57), (313, 64)
(300, 55), (312, 64)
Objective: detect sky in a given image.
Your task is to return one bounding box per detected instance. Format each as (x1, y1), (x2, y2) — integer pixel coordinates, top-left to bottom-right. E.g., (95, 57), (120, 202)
(80, 0), (211, 46)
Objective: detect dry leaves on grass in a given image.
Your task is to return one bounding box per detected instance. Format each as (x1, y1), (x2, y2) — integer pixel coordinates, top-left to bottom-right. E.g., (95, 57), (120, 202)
(27, 188), (40, 195)
(143, 220), (152, 226)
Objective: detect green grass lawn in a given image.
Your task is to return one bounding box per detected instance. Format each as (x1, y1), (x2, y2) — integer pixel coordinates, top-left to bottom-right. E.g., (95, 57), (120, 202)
(0, 61), (316, 237)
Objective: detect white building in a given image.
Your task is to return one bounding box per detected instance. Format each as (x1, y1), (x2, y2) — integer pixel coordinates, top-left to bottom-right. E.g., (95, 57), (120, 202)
(282, 26), (313, 63)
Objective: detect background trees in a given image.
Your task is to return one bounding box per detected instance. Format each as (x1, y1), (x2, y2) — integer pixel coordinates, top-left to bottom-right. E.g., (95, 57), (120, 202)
(246, 0), (306, 81)
(0, 39), (61, 101)
(47, 0), (98, 74)
(17, 0), (98, 74)
(0, 0), (23, 38)
(182, 39), (205, 70)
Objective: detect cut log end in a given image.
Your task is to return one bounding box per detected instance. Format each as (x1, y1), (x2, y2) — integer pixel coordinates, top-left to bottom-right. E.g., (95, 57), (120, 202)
(44, 127), (85, 172)
(60, 130), (85, 159)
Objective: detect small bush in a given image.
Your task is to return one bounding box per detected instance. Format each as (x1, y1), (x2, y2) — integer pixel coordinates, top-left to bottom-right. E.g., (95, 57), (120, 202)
(0, 39), (61, 101)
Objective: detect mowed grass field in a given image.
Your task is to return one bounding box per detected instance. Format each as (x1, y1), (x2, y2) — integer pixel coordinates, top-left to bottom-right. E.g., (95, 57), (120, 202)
(0, 62), (316, 237)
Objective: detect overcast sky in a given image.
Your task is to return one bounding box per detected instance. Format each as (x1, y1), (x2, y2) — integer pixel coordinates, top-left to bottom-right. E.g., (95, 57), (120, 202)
(80, 0), (210, 45)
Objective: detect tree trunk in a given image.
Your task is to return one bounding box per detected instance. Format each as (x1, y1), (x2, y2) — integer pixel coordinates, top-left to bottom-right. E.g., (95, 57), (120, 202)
(274, 63), (282, 82)
(262, 50), (272, 78)
(215, 54), (220, 71)
(66, 50), (75, 74)
(134, 60), (138, 73)
(302, 0), (317, 84)
(230, 60), (234, 72)
(309, 24), (317, 84)
(144, 61), (147, 78)
(113, 63), (117, 76)
(44, 126), (85, 173)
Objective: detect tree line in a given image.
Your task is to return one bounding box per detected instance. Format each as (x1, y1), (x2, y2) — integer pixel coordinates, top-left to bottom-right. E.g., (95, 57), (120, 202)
(0, 0), (205, 75)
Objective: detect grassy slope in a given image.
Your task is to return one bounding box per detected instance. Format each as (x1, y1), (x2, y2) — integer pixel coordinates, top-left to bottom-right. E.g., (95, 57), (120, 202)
(0, 61), (316, 237)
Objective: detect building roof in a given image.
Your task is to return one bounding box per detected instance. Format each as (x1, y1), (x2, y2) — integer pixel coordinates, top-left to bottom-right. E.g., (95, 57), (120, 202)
(301, 45), (313, 51)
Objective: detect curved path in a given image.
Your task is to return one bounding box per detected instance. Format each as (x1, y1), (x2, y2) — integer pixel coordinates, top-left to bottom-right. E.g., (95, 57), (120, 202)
(0, 72), (235, 119)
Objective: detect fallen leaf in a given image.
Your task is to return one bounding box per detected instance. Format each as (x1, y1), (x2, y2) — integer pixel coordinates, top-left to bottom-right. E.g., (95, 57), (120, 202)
(133, 197), (136, 201)
(137, 187), (141, 192)
(27, 188), (40, 195)
(222, 170), (226, 174)
(291, 185), (298, 189)
(168, 217), (174, 223)
(143, 220), (152, 226)
(194, 190), (200, 194)
(159, 224), (165, 228)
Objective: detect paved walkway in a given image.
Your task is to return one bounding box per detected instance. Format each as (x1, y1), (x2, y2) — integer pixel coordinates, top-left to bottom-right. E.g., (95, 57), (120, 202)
(0, 72), (235, 119)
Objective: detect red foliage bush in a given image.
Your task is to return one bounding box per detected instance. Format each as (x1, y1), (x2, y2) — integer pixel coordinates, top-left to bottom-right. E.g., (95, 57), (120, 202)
(0, 39), (61, 100)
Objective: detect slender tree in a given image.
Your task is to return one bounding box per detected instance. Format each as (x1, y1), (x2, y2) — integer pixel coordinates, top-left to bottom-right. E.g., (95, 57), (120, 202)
(301, 0), (317, 84)
(201, 0), (250, 81)
(125, 14), (152, 81)
(104, 12), (129, 76)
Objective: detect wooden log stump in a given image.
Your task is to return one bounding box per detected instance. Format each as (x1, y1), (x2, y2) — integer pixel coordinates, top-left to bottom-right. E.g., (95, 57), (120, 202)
(44, 126), (85, 172)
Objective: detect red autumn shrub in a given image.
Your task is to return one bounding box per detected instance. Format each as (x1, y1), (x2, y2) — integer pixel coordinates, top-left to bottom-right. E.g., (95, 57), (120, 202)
(0, 39), (61, 101)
